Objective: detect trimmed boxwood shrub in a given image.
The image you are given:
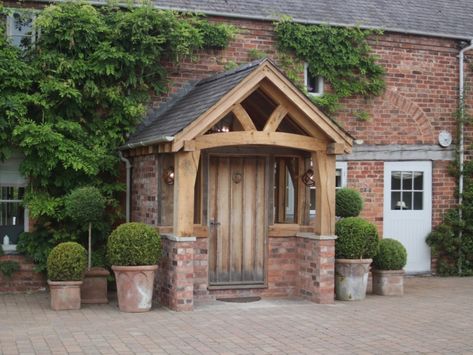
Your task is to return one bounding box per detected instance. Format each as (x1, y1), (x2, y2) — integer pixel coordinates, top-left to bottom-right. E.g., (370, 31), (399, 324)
(373, 238), (407, 270)
(107, 223), (161, 266)
(336, 188), (364, 217)
(47, 242), (87, 281)
(64, 186), (106, 224)
(335, 217), (379, 259)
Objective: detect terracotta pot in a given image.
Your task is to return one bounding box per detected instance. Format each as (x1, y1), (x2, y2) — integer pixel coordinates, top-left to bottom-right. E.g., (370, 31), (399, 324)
(335, 258), (372, 301)
(372, 269), (404, 296)
(48, 280), (83, 310)
(81, 267), (110, 304)
(112, 265), (158, 312)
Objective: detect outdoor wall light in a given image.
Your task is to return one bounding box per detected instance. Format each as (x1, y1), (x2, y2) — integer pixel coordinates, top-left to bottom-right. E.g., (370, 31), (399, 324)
(302, 169), (315, 187)
(163, 167), (175, 185)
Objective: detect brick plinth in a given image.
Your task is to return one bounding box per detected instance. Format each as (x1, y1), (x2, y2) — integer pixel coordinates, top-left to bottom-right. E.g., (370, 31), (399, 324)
(155, 234), (336, 309)
(156, 237), (195, 311)
(0, 255), (46, 293)
(297, 237), (336, 304)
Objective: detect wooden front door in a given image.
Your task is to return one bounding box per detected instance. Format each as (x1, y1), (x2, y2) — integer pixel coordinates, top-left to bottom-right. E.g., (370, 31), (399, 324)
(208, 156), (267, 286)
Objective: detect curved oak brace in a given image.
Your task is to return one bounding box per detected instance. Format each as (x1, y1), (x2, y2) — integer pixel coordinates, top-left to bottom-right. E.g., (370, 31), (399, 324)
(186, 131), (327, 152)
(263, 105), (288, 132)
(233, 104), (257, 131)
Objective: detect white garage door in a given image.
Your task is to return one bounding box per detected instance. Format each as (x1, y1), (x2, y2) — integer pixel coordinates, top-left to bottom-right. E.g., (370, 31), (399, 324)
(383, 161), (432, 274)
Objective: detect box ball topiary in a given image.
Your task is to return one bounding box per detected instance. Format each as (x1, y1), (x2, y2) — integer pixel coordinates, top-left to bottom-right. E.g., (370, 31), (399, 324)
(336, 188), (363, 217)
(373, 238), (407, 270)
(107, 223), (162, 266)
(64, 186), (106, 224)
(47, 242), (87, 281)
(335, 217), (379, 259)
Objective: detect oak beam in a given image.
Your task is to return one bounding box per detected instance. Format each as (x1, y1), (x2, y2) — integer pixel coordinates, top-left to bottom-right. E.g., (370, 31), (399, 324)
(173, 150), (201, 237)
(192, 131), (326, 152)
(263, 105), (288, 132)
(327, 143), (345, 155)
(312, 151), (336, 235)
(232, 104), (257, 131)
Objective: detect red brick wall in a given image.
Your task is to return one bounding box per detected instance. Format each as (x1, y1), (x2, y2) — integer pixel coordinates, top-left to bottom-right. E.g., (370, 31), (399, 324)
(0, 255), (46, 293)
(432, 160), (457, 227)
(130, 155), (158, 225)
(346, 161), (385, 234)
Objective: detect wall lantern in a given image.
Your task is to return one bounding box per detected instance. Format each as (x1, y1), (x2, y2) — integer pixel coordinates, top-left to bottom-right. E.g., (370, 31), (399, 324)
(163, 167), (175, 185)
(302, 169), (315, 187)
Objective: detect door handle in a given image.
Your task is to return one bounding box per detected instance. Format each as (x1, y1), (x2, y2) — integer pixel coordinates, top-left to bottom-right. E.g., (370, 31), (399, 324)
(209, 220), (221, 227)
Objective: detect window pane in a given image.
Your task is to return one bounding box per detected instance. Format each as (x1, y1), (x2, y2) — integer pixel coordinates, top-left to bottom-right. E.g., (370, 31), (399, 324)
(310, 188), (316, 212)
(391, 172), (401, 190)
(402, 192), (412, 210)
(0, 202), (24, 226)
(414, 192), (423, 210)
(391, 191), (401, 210)
(402, 172), (413, 190)
(0, 186), (25, 201)
(335, 169), (342, 188)
(306, 67), (321, 94)
(274, 157), (298, 223)
(414, 172), (423, 190)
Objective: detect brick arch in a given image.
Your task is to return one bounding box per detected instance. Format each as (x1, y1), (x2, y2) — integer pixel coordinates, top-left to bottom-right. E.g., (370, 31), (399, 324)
(385, 89), (435, 144)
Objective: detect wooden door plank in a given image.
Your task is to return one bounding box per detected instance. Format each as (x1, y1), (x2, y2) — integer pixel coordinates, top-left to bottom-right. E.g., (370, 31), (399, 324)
(242, 158), (257, 281)
(208, 157), (218, 283)
(255, 157), (266, 282)
(230, 158), (244, 282)
(216, 157), (231, 282)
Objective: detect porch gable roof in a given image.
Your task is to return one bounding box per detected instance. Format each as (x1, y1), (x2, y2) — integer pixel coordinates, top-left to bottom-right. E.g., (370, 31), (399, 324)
(123, 58), (353, 153)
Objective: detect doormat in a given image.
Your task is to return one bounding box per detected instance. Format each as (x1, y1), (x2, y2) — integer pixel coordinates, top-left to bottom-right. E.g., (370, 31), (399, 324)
(216, 296), (261, 303)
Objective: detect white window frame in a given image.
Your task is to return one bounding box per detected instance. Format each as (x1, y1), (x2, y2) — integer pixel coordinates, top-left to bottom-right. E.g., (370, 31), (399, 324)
(309, 162), (347, 215)
(304, 62), (324, 97)
(5, 10), (36, 48)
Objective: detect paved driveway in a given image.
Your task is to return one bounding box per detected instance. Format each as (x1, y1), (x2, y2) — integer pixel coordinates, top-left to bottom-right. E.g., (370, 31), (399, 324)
(0, 277), (472, 354)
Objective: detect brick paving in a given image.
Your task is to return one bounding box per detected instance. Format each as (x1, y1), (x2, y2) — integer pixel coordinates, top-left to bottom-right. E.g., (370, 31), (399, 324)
(1, 276), (472, 354)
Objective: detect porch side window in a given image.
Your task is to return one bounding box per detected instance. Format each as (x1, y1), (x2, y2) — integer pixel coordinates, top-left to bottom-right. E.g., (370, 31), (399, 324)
(274, 157), (299, 224)
(0, 153), (28, 248)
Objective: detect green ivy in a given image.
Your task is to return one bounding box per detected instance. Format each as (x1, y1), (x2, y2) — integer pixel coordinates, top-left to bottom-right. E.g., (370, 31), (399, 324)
(0, 261), (20, 279)
(1, 1), (234, 272)
(275, 17), (385, 114)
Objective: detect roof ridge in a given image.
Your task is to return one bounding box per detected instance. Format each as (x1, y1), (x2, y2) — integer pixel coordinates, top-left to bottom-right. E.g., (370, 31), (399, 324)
(197, 58), (267, 86)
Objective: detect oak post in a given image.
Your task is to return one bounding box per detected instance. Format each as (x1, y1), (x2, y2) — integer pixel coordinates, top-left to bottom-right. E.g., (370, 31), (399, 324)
(312, 151), (336, 235)
(173, 150), (201, 236)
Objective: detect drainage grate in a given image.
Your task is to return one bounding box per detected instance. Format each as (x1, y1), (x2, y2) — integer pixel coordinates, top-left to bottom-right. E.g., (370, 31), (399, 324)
(216, 296), (261, 303)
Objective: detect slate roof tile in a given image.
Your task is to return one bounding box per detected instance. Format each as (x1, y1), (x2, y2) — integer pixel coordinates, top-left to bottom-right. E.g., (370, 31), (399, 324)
(153, 0), (473, 40)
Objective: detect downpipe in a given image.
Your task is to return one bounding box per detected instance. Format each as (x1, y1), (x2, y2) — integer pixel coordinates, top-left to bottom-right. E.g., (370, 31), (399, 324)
(457, 39), (473, 275)
(118, 151), (132, 223)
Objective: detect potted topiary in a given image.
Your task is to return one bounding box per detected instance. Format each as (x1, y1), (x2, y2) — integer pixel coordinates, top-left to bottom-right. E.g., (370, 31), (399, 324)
(372, 238), (407, 296)
(336, 188), (364, 218)
(47, 242), (87, 310)
(64, 186), (109, 304)
(107, 223), (162, 312)
(335, 217), (379, 301)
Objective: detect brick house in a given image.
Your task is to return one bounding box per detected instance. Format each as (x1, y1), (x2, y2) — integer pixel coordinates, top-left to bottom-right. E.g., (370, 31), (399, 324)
(1, 0), (473, 308)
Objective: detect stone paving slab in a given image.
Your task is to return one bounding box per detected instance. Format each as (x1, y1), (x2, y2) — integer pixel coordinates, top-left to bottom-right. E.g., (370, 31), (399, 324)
(1, 276), (473, 354)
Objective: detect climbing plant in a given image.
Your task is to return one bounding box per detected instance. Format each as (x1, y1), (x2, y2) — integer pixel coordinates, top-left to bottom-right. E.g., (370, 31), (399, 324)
(275, 17), (385, 114)
(1, 1), (235, 271)
(427, 105), (473, 276)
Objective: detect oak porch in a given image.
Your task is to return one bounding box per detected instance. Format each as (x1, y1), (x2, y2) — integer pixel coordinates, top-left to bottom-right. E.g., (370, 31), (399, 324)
(123, 59), (352, 310)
